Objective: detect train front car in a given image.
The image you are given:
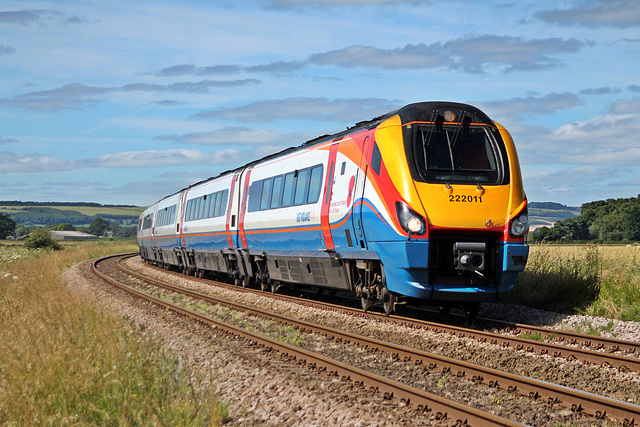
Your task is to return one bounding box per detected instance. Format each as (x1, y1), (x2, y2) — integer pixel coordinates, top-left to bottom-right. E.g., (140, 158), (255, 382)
(363, 102), (529, 315)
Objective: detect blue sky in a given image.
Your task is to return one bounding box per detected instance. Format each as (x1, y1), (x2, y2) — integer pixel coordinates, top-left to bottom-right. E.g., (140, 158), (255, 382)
(1, 0), (639, 207)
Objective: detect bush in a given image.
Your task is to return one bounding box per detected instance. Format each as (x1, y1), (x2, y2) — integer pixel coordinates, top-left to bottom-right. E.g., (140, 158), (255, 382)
(24, 229), (62, 251)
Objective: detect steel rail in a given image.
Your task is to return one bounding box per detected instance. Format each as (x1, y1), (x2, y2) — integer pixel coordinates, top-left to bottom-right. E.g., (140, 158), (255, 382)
(93, 254), (525, 427)
(115, 254), (640, 425)
(143, 256), (640, 373)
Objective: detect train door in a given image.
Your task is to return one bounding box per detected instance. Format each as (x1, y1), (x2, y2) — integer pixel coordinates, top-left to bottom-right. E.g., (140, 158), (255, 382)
(320, 143), (339, 250)
(236, 168), (252, 250)
(225, 173), (239, 249)
(350, 134), (372, 249)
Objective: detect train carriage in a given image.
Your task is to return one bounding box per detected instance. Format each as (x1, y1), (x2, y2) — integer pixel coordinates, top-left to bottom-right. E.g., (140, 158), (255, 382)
(138, 101), (529, 315)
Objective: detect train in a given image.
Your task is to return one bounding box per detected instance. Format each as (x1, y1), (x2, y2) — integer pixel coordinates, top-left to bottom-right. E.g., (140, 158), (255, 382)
(137, 101), (529, 316)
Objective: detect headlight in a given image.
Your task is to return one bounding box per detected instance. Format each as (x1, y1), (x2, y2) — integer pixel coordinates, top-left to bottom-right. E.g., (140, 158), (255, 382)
(396, 202), (426, 235)
(509, 207), (529, 238)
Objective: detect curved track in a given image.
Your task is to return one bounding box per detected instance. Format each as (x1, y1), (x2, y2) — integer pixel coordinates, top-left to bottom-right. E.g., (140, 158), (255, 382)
(94, 254), (640, 426)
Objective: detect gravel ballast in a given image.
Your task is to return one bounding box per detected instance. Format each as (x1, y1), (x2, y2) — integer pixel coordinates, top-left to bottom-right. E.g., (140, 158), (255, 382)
(64, 258), (640, 426)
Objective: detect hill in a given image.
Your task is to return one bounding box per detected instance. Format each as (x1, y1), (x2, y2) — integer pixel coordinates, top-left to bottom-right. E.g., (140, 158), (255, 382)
(528, 202), (580, 230)
(0, 201), (144, 226)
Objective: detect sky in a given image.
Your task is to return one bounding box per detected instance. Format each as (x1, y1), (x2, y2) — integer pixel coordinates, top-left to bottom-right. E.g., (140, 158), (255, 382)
(1, 0), (639, 208)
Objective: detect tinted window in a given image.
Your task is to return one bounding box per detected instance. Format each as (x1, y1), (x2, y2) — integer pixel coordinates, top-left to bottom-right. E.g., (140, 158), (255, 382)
(294, 169), (308, 206)
(271, 175), (283, 209)
(248, 181), (261, 212)
(260, 178), (272, 210)
(414, 125), (503, 184)
(308, 164), (323, 204)
(281, 172), (295, 207)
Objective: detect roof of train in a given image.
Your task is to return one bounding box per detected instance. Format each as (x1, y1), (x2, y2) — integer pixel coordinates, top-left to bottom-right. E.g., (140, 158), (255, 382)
(148, 101), (493, 206)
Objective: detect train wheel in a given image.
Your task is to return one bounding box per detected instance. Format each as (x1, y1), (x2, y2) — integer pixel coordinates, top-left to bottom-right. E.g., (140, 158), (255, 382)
(261, 281), (269, 292)
(361, 296), (374, 312)
(381, 287), (396, 316)
(242, 276), (250, 288)
(270, 280), (280, 293)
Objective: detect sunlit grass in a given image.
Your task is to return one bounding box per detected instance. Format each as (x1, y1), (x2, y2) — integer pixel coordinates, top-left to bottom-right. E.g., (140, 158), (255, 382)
(0, 240), (227, 426)
(511, 244), (640, 321)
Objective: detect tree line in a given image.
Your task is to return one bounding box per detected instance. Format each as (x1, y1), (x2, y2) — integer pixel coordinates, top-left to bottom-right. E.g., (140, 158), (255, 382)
(531, 195), (640, 243)
(0, 214), (137, 239)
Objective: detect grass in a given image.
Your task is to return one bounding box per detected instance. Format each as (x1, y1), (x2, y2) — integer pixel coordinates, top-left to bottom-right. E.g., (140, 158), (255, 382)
(0, 240), (227, 426)
(511, 244), (640, 321)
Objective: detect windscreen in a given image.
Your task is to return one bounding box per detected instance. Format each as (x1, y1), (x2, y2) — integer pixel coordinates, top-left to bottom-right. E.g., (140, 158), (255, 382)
(414, 124), (504, 184)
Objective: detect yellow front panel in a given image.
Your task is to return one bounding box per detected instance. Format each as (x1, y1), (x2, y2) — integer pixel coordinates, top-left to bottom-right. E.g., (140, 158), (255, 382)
(415, 182), (511, 229)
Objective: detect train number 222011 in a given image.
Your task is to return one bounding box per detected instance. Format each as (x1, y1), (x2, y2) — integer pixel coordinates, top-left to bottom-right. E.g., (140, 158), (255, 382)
(449, 195), (483, 203)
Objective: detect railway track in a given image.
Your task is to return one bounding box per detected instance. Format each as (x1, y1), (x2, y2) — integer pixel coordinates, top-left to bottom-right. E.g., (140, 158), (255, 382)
(136, 254), (640, 374)
(92, 253), (640, 426)
(94, 253), (524, 426)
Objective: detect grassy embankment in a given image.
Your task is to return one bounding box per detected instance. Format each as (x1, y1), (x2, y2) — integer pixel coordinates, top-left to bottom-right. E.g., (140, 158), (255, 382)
(510, 244), (640, 321)
(0, 240), (227, 426)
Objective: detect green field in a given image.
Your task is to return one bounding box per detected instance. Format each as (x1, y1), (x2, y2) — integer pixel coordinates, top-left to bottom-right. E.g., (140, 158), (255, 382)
(1, 203), (145, 227)
(0, 205), (144, 217)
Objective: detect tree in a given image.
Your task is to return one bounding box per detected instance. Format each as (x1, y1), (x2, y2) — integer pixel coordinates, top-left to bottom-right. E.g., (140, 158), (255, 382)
(24, 229), (62, 250)
(0, 213), (17, 239)
(51, 223), (76, 231)
(87, 217), (110, 237)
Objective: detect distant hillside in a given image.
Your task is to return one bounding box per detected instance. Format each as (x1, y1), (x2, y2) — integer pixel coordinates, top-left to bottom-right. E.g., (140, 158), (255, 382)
(528, 202), (581, 230)
(0, 201), (144, 226)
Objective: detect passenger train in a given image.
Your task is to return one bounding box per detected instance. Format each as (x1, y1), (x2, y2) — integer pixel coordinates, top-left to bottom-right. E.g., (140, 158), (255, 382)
(137, 101), (529, 315)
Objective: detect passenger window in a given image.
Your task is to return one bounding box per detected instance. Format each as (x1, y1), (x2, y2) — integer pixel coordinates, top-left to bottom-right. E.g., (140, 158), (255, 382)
(271, 175), (283, 209)
(247, 181), (262, 212)
(281, 173), (295, 207)
(210, 191), (218, 217)
(198, 197), (206, 219)
(294, 169), (309, 206)
(219, 190), (228, 217)
(341, 162), (346, 175)
(308, 165), (323, 204)
(207, 193), (215, 218)
(260, 178), (272, 210)
(186, 200), (193, 221)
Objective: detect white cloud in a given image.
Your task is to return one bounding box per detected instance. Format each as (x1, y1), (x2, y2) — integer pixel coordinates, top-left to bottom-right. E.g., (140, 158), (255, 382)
(536, 0), (640, 28)
(192, 97), (401, 122)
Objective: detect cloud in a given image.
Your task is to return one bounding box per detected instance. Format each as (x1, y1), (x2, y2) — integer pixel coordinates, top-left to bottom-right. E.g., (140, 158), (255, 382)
(0, 44), (15, 55)
(191, 97), (401, 123)
(0, 148), (245, 174)
(308, 44), (451, 69)
(155, 64), (244, 76)
(261, 0), (434, 9)
(155, 62), (303, 76)
(515, 112), (640, 170)
(155, 35), (585, 79)
(579, 87), (622, 95)
(536, 0), (640, 28)
(0, 151), (74, 173)
(0, 137), (18, 144)
(88, 148), (242, 168)
(479, 92), (581, 120)
(609, 98), (640, 114)
(0, 9), (84, 25)
(307, 36), (587, 73)
(155, 126), (317, 146)
(444, 35), (588, 73)
(0, 79), (261, 111)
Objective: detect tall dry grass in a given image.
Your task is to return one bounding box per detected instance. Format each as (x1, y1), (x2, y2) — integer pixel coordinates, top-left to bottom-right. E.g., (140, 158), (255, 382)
(511, 244), (640, 320)
(0, 241), (227, 425)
